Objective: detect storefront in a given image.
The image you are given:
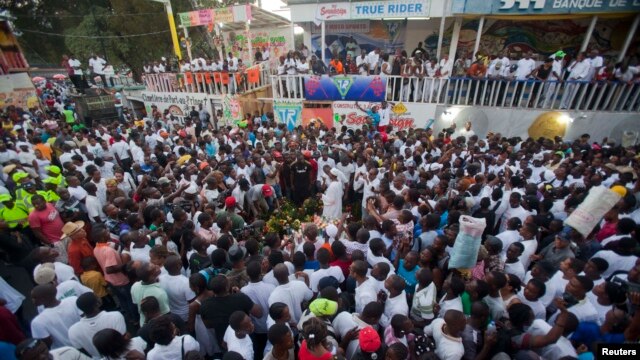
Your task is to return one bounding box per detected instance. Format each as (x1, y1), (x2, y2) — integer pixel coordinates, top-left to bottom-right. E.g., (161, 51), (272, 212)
(449, 0), (640, 61)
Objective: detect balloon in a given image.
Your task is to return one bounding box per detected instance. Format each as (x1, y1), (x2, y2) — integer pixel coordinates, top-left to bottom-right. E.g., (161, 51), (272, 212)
(611, 185), (627, 197)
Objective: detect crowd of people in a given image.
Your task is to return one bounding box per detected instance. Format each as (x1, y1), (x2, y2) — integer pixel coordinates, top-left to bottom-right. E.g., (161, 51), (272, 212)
(1, 89), (640, 360)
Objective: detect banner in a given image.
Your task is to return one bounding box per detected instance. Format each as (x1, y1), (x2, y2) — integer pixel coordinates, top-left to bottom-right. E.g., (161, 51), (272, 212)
(311, 20), (370, 34)
(0, 73), (39, 110)
(274, 100), (303, 131)
(351, 0), (430, 19)
(222, 94), (243, 126)
(302, 108), (334, 129)
(311, 20), (406, 60)
(314, 1), (430, 21)
(179, 9), (214, 27)
(140, 92), (212, 124)
(303, 75), (387, 102)
(215, 7), (235, 23)
(452, 0), (640, 15)
(331, 101), (436, 131)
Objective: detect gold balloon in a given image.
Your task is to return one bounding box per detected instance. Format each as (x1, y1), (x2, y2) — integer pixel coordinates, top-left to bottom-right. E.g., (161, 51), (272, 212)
(528, 111), (568, 140)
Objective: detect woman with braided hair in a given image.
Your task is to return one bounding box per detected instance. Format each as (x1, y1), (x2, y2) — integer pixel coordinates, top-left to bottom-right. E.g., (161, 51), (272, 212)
(299, 317), (337, 360)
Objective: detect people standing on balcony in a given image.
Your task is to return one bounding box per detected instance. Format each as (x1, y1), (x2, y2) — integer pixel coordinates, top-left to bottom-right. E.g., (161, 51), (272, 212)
(89, 54), (107, 87)
(561, 52), (591, 109)
(514, 52), (536, 106)
(179, 60), (191, 73)
(263, 47), (270, 62)
(542, 51), (565, 108)
(143, 62), (152, 74)
(310, 55), (327, 76)
(329, 56), (344, 75)
(587, 50), (604, 81)
(227, 52), (239, 69)
(357, 49), (369, 76)
(367, 48), (381, 75)
(467, 58), (487, 105)
(276, 56), (287, 98)
(153, 61), (165, 73)
(413, 58), (425, 102)
(531, 58), (554, 107)
(345, 54), (358, 75)
(67, 54), (84, 93)
(401, 57), (414, 102)
(284, 53), (298, 97)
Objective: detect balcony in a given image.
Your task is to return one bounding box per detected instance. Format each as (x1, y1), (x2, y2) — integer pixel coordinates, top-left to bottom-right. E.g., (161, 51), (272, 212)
(141, 64), (272, 96)
(270, 75), (640, 113)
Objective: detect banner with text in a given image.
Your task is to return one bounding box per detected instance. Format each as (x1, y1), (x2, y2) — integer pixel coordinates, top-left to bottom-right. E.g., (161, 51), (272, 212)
(315, 1), (430, 21)
(311, 20), (370, 34)
(179, 5), (251, 27)
(303, 75), (387, 102)
(331, 101), (436, 131)
(274, 100), (303, 131)
(141, 91), (213, 124)
(451, 0), (640, 15)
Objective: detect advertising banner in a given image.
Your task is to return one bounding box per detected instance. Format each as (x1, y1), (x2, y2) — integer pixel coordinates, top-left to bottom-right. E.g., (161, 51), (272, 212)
(222, 94), (243, 127)
(315, 2), (351, 21)
(331, 101), (436, 131)
(311, 20), (370, 34)
(350, 0), (430, 19)
(274, 100), (303, 131)
(303, 75), (387, 102)
(452, 0), (640, 15)
(141, 91), (213, 124)
(179, 9), (214, 27)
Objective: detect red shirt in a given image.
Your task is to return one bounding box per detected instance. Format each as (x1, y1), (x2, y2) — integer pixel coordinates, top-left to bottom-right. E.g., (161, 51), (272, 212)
(596, 221), (617, 242)
(94, 243), (129, 286)
(330, 258), (351, 279)
(28, 204), (64, 244)
(298, 340), (333, 360)
(67, 238), (94, 275)
(0, 306), (25, 345)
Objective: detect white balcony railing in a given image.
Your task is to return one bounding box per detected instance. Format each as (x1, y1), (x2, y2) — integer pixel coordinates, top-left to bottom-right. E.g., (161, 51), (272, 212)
(270, 75), (640, 112)
(143, 64), (272, 95)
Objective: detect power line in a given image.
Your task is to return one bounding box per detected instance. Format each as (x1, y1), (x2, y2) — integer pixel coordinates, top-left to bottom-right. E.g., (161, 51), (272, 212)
(23, 11), (167, 19)
(20, 29), (170, 38)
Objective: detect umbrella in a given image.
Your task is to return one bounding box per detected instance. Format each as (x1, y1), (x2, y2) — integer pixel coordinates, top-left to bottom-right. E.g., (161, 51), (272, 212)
(32, 76), (45, 82)
(53, 74), (67, 80)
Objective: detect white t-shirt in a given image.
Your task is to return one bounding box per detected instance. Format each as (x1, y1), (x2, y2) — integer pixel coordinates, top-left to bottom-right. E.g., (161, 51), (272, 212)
(241, 281), (276, 334)
(129, 245), (151, 263)
(68, 311), (126, 358)
(425, 318), (465, 360)
(147, 335), (200, 360)
(85, 195), (106, 222)
(526, 319), (577, 360)
(91, 57), (107, 75)
(56, 280), (92, 301)
(592, 250), (638, 278)
(268, 281), (313, 324)
(515, 58), (536, 80)
(158, 274), (196, 321)
(354, 278), (378, 314)
(31, 297), (82, 349)
(33, 262), (76, 283)
(69, 59), (83, 75)
(111, 141), (131, 160)
(309, 266), (345, 293)
(223, 326), (254, 360)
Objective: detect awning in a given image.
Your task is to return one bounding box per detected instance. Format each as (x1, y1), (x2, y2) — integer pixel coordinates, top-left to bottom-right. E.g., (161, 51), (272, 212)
(221, 4), (292, 31)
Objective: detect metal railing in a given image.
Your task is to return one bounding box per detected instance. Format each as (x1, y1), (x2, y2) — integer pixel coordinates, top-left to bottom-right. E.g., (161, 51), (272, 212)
(270, 74), (640, 112)
(142, 64), (272, 96)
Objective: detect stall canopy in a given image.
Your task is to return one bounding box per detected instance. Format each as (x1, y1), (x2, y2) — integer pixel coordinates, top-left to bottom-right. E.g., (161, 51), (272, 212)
(179, 4), (291, 31)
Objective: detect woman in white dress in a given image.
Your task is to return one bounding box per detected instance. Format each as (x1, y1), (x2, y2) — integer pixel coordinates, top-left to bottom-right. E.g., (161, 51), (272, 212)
(321, 169), (344, 221)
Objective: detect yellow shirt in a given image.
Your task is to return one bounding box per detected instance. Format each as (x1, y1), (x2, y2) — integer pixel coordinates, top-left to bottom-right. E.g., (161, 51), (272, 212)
(81, 270), (108, 298)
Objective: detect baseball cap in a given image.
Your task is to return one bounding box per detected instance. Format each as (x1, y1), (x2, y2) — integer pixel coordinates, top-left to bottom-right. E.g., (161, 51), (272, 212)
(359, 326), (381, 353)
(157, 177), (171, 186)
(45, 165), (61, 175)
(2, 164), (16, 174)
(225, 196), (236, 208)
(184, 186), (197, 195)
(227, 244), (247, 263)
(262, 184), (274, 197)
(554, 50), (566, 58)
(34, 263), (57, 285)
(12, 171), (28, 183)
(309, 298), (338, 316)
(199, 162), (209, 171)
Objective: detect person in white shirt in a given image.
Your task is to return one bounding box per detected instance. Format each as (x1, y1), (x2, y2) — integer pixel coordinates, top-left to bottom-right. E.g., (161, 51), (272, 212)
(367, 48), (381, 75)
(350, 260), (380, 314)
(514, 52), (537, 106)
(437, 276), (464, 319)
(267, 264), (313, 324)
(379, 275), (409, 328)
(223, 312), (255, 360)
(158, 255), (196, 322)
(146, 316), (200, 360)
(586, 49), (603, 81)
(310, 248), (346, 293)
(241, 261), (276, 338)
(84, 182), (106, 223)
(68, 55), (84, 91)
(504, 242), (526, 281)
(68, 292), (126, 358)
(560, 52), (591, 109)
(548, 275), (598, 324)
(90, 54), (107, 86)
(356, 49), (369, 75)
(517, 278), (547, 320)
(424, 310), (466, 360)
(30, 284), (82, 349)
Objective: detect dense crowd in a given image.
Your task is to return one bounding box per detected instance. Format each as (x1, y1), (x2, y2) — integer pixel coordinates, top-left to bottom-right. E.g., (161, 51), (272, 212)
(1, 94), (640, 360)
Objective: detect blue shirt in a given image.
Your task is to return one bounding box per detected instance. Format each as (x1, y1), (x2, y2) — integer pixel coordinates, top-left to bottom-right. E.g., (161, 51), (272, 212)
(570, 322), (625, 352)
(397, 259), (418, 294)
(367, 110), (380, 127)
(205, 142), (216, 157)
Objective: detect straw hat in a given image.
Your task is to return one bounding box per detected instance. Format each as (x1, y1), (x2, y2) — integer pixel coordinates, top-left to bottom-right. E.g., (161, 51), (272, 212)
(60, 221), (85, 239)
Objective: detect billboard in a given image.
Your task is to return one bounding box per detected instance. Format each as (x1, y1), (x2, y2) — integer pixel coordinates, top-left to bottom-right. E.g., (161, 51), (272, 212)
(303, 75), (387, 102)
(331, 101), (436, 131)
(451, 0), (640, 15)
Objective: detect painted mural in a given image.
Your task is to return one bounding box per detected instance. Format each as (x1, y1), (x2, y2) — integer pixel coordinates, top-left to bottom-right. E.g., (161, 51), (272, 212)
(425, 17), (636, 59)
(311, 20), (406, 60)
